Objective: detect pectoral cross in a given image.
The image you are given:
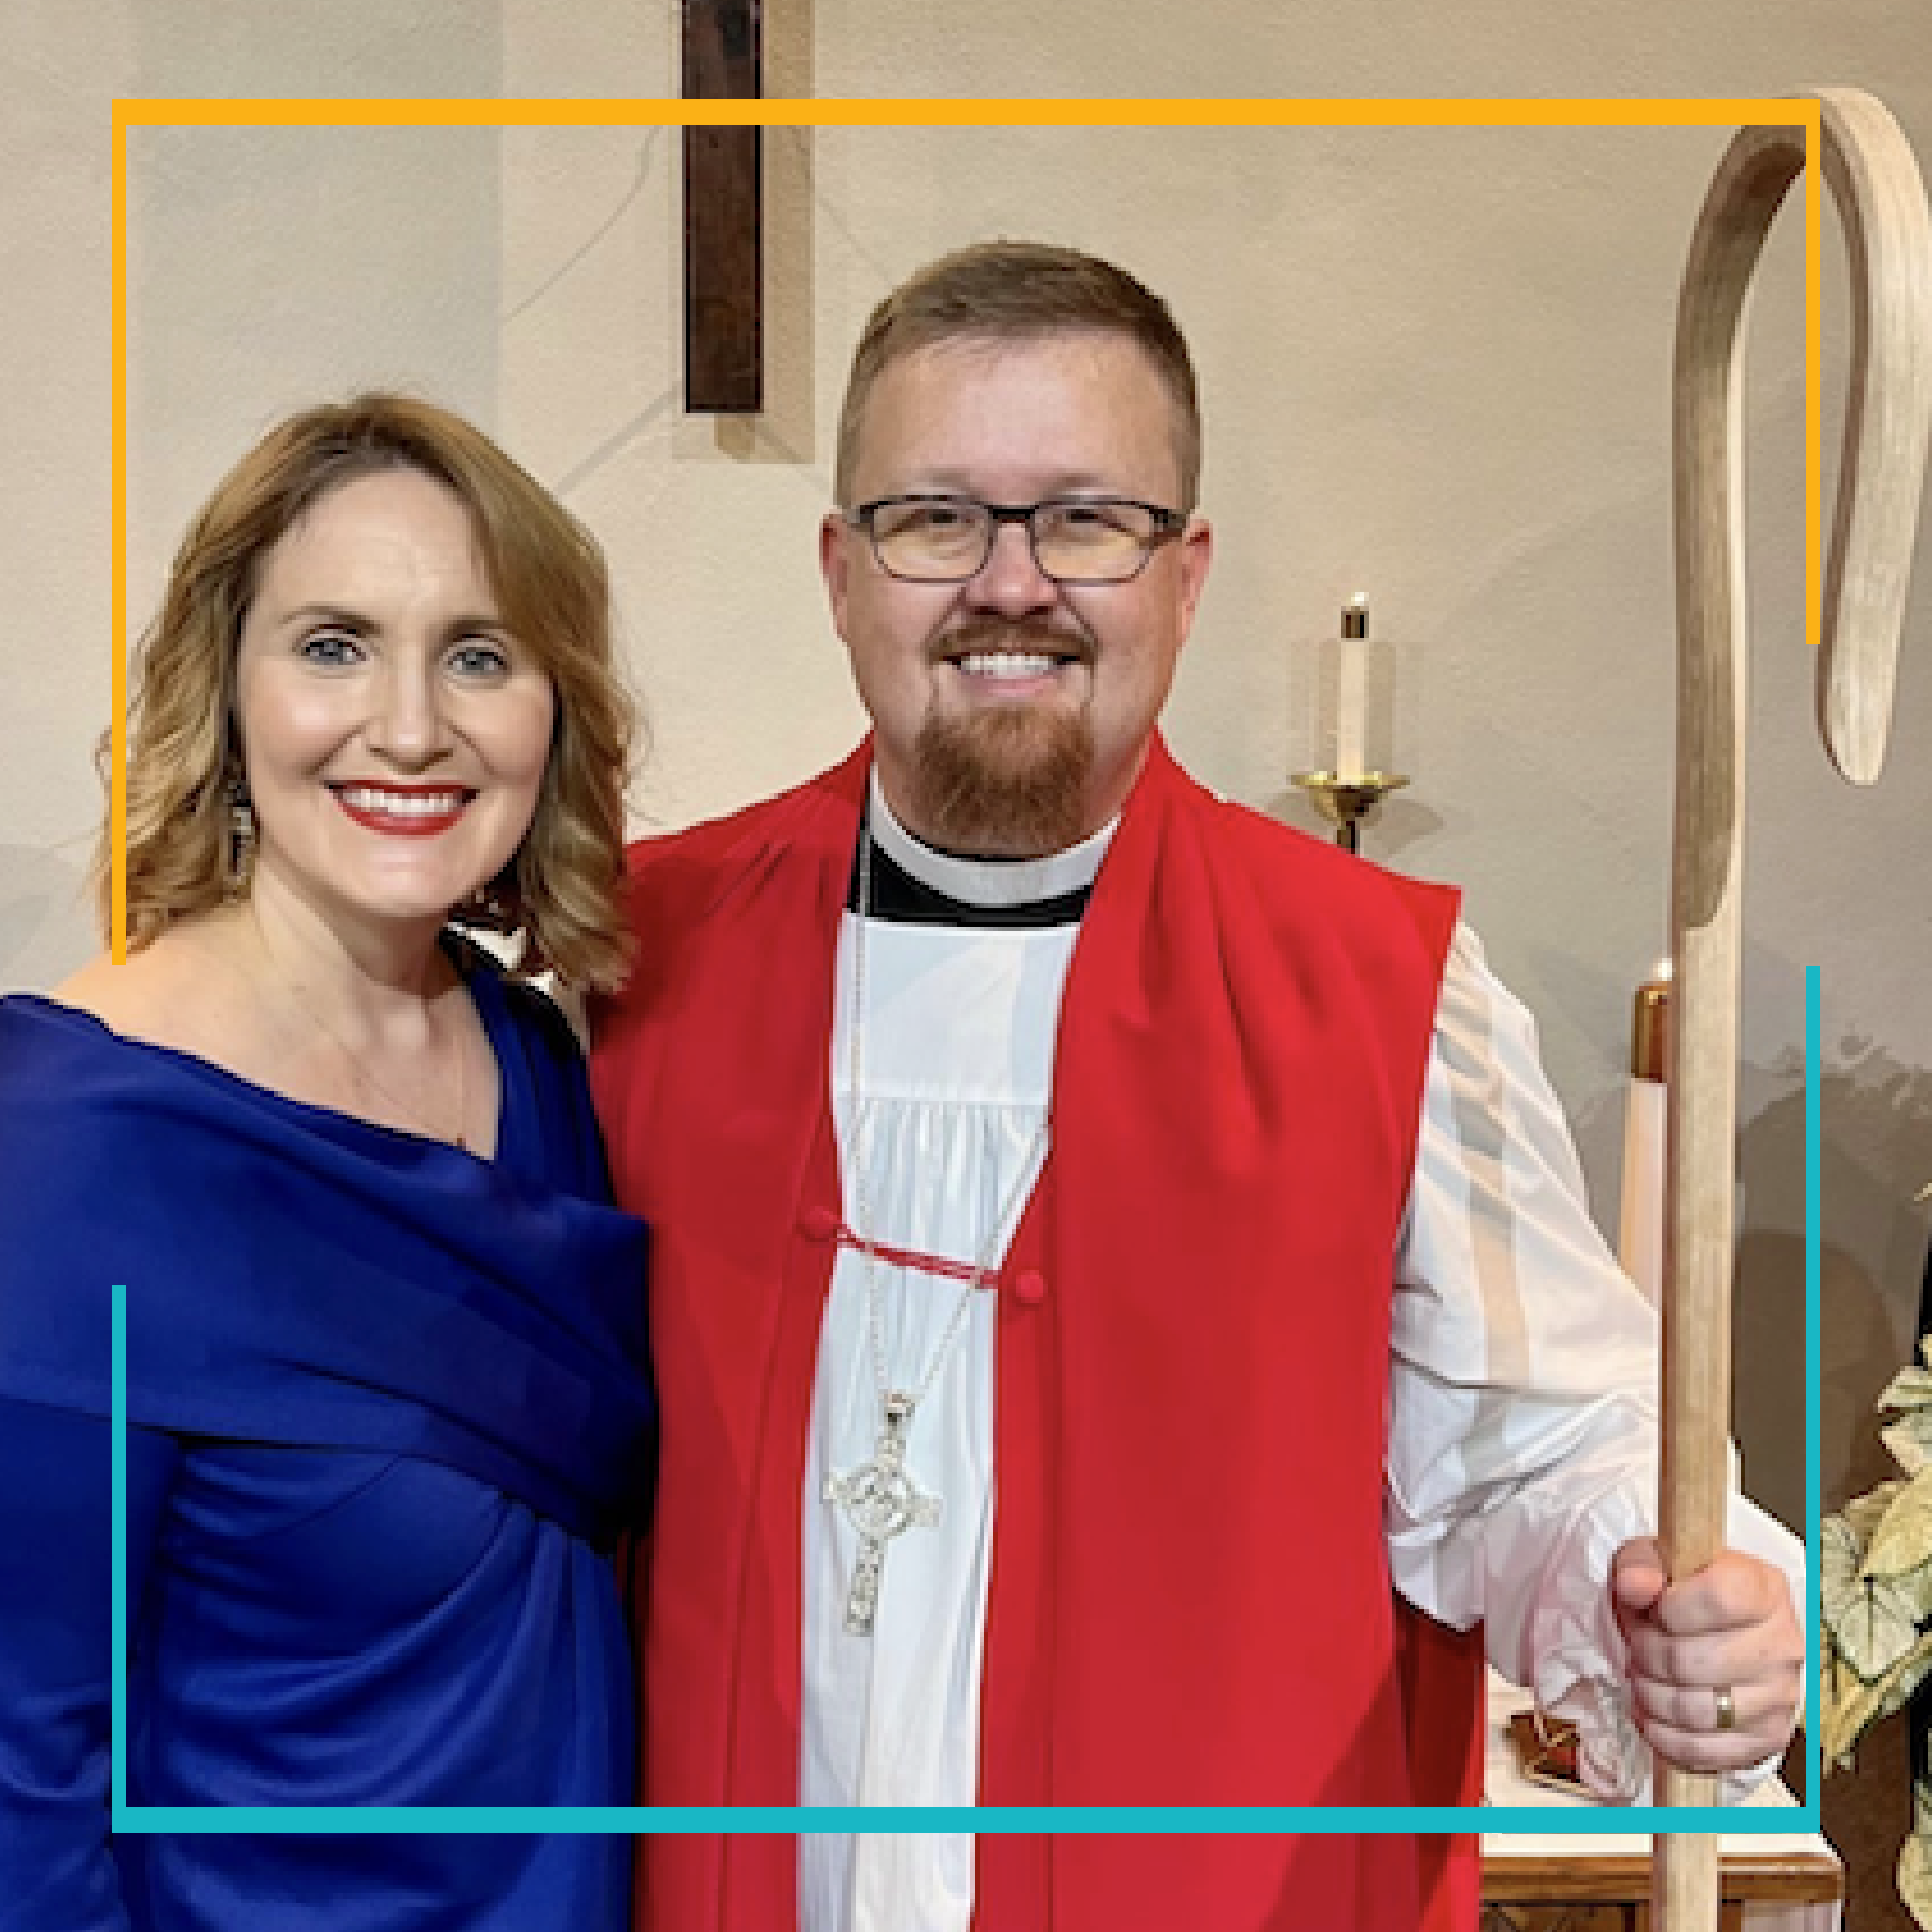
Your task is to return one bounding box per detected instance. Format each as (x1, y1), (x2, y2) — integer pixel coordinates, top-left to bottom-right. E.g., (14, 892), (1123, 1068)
(823, 1393), (943, 1636)
(682, 0), (762, 412)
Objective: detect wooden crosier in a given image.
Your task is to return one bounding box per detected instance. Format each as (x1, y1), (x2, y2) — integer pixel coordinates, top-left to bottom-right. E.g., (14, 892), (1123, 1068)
(1659, 86), (1932, 1932)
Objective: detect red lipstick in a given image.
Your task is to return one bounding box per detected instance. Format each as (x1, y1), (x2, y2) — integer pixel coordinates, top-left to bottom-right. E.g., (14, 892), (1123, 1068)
(329, 782), (473, 838)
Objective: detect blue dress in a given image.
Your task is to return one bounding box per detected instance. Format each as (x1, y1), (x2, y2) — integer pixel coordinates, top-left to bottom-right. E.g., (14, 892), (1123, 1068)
(0, 949), (655, 1931)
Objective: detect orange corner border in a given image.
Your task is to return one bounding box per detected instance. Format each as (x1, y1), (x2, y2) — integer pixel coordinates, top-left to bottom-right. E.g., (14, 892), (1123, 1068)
(109, 96), (1824, 958)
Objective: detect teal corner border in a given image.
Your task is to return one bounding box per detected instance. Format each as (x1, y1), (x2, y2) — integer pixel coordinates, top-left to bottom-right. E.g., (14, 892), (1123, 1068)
(110, 967), (1824, 1838)
(1805, 963), (1823, 1815)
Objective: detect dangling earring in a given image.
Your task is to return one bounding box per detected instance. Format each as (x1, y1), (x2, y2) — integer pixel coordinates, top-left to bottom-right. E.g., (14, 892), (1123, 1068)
(458, 861), (516, 927)
(223, 773), (257, 900)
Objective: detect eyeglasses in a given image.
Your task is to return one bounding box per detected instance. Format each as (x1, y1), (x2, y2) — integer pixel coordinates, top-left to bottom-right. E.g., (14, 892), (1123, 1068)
(847, 495), (1189, 585)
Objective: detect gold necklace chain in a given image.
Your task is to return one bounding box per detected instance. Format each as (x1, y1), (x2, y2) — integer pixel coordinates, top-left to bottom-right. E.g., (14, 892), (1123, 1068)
(302, 993), (471, 1151)
(248, 915), (471, 1149)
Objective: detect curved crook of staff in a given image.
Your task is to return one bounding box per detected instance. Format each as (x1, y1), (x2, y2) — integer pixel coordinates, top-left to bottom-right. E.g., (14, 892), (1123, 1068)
(1658, 86), (1932, 1932)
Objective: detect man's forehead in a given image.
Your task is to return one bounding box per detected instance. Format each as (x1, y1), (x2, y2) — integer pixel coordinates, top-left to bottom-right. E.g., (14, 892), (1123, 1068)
(884, 327), (1159, 395)
(852, 330), (1183, 490)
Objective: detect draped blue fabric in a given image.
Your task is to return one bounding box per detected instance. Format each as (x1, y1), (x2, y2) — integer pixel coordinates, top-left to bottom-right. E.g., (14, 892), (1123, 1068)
(0, 951), (654, 1931)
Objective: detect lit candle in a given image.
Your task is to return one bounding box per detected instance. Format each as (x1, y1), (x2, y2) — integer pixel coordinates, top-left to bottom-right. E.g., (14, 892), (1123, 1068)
(1335, 592), (1370, 780)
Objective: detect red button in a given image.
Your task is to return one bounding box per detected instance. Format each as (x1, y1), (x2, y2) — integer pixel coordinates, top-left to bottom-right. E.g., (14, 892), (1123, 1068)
(799, 1206), (841, 1243)
(1012, 1270), (1048, 1306)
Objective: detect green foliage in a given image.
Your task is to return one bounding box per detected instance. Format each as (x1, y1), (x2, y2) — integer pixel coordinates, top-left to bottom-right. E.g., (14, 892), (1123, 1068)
(1868, 1472), (1932, 1582)
(1899, 1824), (1932, 1930)
(1820, 1340), (1932, 1928)
(1821, 1483), (1918, 1684)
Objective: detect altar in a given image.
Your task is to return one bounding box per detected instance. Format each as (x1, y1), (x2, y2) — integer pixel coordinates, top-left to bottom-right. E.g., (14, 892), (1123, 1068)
(1480, 1677), (1843, 1931)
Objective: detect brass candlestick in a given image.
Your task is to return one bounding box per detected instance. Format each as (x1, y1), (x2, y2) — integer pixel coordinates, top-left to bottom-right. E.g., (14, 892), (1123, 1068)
(1293, 593), (1410, 854)
(1291, 771), (1409, 854)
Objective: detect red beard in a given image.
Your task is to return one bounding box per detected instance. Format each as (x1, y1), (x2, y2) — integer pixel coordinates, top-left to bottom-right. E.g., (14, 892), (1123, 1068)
(908, 619), (1097, 856)
(909, 699), (1095, 857)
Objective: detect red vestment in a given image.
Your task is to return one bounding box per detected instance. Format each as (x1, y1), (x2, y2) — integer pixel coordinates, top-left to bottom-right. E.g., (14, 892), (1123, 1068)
(593, 739), (1486, 1932)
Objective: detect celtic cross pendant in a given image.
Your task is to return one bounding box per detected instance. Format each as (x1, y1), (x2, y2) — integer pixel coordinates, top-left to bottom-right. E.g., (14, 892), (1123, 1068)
(823, 1392), (943, 1635)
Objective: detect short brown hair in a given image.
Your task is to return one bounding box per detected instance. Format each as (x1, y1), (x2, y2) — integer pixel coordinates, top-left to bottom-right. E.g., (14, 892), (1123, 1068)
(104, 394), (638, 991)
(833, 240), (1201, 510)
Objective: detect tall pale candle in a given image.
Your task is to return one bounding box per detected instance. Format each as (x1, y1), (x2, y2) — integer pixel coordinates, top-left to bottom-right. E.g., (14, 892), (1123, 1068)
(1617, 969), (1672, 1303)
(1335, 592), (1370, 779)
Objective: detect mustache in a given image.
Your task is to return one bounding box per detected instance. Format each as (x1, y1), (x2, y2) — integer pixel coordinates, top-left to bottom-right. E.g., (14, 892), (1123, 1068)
(930, 617), (1095, 665)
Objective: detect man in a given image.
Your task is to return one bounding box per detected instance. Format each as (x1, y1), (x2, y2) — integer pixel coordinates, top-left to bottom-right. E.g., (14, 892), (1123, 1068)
(592, 241), (1805, 1932)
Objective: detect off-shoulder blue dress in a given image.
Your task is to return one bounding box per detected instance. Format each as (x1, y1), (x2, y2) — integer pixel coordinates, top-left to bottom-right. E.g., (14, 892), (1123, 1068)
(0, 949), (655, 1932)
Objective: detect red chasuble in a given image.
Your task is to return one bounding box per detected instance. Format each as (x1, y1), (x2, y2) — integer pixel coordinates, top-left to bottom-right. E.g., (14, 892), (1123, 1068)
(592, 738), (1486, 1932)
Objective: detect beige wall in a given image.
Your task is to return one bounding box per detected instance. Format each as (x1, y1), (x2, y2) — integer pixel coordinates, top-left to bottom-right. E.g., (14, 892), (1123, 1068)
(7, 0), (1932, 1526)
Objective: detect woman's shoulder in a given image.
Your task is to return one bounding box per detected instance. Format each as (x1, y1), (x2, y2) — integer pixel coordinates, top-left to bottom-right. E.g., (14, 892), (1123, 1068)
(0, 937), (245, 1151)
(48, 947), (176, 1034)
(1, 950), (173, 1083)
(43, 922), (263, 1066)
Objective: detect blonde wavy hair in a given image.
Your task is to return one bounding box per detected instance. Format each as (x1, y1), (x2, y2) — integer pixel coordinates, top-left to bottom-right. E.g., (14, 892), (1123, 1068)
(103, 394), (637, 992)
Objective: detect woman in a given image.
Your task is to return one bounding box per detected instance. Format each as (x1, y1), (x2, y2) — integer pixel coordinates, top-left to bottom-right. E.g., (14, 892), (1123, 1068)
(0, 397), (654, 1929)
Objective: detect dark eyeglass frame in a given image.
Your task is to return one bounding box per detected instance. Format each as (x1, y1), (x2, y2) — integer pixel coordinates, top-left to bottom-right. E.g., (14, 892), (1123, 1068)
(845, 494), (1190, 585)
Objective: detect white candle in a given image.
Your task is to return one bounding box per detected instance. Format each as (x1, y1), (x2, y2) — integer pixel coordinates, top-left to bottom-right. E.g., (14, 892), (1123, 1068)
(1335, 592), (1370, 779)
(1617, 967), (1672, 1304)
(1619, 1078), (1667, 1303)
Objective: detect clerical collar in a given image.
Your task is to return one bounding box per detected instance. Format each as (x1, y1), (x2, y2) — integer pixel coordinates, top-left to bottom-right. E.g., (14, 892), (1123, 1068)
(850, 771), (1116, 928)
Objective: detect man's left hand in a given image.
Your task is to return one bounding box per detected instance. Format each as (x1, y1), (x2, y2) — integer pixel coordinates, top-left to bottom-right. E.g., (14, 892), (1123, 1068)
(1610, 1538), (1805, 1773)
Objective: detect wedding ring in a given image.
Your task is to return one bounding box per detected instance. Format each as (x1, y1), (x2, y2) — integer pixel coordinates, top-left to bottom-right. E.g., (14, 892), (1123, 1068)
(1714, 1686), (1737, 1733)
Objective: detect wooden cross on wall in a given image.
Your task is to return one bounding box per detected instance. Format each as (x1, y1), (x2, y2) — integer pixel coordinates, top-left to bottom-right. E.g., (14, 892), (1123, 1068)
(683, 0), (762, 413)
